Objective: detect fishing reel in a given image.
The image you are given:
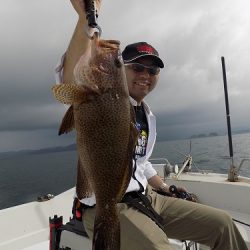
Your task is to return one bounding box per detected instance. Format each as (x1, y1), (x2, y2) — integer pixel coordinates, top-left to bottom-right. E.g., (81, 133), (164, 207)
(153, 184), (197, 202)
(169, 185), (193, 201)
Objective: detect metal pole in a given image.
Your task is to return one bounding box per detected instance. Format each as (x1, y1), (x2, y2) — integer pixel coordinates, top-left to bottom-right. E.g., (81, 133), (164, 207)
(221, 57), (234, 162)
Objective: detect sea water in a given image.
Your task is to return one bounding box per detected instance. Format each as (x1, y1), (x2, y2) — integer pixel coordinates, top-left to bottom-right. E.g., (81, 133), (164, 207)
(0, 133), (249, 210)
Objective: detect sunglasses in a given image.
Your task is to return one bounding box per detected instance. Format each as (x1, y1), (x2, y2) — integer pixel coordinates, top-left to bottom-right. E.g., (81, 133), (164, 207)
(125, 63), (160, 76)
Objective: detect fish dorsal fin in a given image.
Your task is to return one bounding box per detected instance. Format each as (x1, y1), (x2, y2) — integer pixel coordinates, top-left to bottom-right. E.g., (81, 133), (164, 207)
(52, 83), (86, 104)
(58, 105), (74, 135)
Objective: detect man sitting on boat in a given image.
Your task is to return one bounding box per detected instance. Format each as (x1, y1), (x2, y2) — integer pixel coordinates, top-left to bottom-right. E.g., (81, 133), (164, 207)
(55, 0), (248, 249)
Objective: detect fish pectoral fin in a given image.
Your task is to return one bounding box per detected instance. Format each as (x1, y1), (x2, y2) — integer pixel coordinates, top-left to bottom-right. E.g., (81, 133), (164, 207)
(58, 105), (74, 135)
(51, 83), (88, 104)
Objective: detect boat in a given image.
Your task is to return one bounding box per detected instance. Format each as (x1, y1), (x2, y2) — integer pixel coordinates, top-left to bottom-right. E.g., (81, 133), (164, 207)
(0, 156), (249, 249)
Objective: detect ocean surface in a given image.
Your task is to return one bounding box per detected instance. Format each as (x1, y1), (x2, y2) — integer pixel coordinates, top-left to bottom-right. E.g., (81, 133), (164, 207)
(0, 133), (250, 210)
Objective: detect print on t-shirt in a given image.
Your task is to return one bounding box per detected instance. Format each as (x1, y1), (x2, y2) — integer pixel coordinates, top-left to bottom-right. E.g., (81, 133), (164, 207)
(134, 105), (149, 159)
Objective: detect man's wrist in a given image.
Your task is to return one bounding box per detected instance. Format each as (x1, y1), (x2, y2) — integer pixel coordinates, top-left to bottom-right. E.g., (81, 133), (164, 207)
(158, 182), (169, 192)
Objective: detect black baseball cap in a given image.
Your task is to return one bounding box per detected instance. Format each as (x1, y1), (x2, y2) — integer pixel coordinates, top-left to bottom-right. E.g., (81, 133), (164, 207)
(122, 42), (164, 68)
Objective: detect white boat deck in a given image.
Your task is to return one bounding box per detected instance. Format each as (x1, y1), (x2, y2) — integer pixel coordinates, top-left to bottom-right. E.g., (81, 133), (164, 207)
(23, 241), (48, 250)
(0, 188), (74, 250)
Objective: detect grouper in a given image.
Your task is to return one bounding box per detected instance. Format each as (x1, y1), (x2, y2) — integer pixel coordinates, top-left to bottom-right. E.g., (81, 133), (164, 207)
(52, 38), (138, 250)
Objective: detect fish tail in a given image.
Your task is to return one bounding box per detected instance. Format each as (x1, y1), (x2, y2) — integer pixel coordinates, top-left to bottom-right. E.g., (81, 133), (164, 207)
(92, 206), (120, 250)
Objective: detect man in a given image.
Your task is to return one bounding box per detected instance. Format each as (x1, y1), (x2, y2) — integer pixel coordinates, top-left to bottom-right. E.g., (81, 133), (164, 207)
(56, 1), (247, 249)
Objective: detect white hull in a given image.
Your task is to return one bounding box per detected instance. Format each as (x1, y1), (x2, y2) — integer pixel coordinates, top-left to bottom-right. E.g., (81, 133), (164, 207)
(0, 165), (250, 250)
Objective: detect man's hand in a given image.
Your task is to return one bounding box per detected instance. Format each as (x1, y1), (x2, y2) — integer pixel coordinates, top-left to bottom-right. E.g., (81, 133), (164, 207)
(176, 186), (187, 193)
(70, 0), (102, 19)
(173, 186), (198, 202)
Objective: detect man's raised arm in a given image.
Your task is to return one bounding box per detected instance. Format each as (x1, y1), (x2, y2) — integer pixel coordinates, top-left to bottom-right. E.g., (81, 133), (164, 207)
(63, 0), (101, 83)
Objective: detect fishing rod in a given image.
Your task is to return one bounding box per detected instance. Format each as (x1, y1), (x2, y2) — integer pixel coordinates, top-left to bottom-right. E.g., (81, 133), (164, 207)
(221, 57), (250, 181)
(221, 57), (234, 160)
(221, 57), (237, 180)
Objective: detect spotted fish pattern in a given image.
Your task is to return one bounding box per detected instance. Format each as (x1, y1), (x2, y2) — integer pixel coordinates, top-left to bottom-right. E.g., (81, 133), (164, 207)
(52, 38), (138, 250)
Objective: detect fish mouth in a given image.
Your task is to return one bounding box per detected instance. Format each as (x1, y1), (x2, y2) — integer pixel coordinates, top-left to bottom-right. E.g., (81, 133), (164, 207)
(95, 63), (110, 75)
(91, 54), (114, 75)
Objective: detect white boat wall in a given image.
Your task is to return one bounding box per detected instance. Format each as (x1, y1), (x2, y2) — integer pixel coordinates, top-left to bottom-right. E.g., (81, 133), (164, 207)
(0, 161), (250, 250)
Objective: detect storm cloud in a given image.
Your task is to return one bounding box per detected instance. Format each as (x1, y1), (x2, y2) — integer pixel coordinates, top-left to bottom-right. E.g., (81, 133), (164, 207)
(0, 0), (250, 152)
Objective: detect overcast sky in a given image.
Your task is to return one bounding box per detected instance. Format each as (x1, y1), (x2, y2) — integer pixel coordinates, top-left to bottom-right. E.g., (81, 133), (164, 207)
(0, 0), (250, 152)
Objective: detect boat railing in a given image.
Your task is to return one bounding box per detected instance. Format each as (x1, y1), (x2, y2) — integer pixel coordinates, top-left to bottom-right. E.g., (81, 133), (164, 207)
(150, 158), (178, 181)
(150, 155), (215, 181)
(173, 155), (192, 180)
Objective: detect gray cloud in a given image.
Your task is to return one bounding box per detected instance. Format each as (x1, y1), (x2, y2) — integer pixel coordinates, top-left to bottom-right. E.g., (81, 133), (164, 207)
(0, 0), (250, 152)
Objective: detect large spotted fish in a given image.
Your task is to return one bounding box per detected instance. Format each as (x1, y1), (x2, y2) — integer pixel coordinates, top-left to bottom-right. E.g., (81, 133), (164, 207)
(52, 38), (138, 250)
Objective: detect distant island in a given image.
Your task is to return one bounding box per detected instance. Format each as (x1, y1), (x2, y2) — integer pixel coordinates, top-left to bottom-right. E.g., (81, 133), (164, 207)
(190, 128), (250, 139)
(1, 129), (250, 158)
(0, 143), (77, 160)
(190, 132), (219, 139)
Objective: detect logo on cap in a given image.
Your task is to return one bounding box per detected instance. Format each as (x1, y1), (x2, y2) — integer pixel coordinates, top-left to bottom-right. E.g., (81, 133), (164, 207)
(136, 44), (154, 55)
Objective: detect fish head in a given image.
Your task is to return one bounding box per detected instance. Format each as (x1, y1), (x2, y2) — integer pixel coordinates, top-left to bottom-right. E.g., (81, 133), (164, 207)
(74, 39), (126, 92)
(52, 39), (128, 108)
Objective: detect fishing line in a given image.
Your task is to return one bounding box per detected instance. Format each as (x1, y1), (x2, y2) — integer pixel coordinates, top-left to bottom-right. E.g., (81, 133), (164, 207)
(233, 218), (250, 227)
